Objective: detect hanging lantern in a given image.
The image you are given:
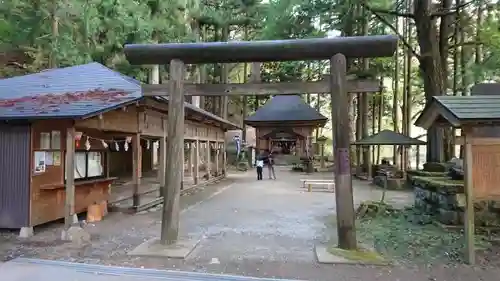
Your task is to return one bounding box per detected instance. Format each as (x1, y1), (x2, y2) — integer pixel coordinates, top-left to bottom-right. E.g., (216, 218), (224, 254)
(74, 132), (83, 141)
(84, 137), (91, 151)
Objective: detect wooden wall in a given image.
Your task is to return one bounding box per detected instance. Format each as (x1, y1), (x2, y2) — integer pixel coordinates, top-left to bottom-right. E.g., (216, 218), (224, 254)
(27, 103), (227, 227)
(472, 145), (500, 199)
(30, 120), (111, 226)
(255, 126), (314, 154)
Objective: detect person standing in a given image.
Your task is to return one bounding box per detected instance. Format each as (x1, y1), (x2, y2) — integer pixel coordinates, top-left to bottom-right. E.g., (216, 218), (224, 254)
(256, 157), (264, 180)
(267, 151), (277, 180)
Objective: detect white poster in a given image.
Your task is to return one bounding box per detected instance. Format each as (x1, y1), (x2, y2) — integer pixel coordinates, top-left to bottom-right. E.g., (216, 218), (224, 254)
(34, 151), (46, 173)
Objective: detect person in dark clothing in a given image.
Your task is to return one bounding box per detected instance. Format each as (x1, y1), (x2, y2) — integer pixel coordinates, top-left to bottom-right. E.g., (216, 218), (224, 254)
(267, 150), (277, 179)
(256, 154), (264, 180)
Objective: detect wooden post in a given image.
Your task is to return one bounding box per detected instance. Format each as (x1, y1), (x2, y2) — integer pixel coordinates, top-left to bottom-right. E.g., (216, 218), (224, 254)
(194, 140), (199, 184)
(206, 141), (211, 179)
(64, 127), (76, 229)
(330, 53), (357, 250)
(463, 128), (475, 264)
(159, 119), (167, 197)
(161, 59), (185, 245)
(367, 146), (372, 179)
(187, 141), (193, 177)
(222, 142), (227, 175)
(416, 145), (420, 170)
(181, 141), (185, 181)
(132, 133), (142, 207)
(215, 143), (220, 176)
(320, 143), (325, 169)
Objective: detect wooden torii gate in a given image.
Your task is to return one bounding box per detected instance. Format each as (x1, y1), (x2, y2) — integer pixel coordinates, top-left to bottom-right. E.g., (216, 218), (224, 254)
(124, 35), (397, 252)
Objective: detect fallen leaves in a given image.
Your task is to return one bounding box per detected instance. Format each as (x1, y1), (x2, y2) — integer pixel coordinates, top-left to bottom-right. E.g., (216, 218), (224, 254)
(0, 89), (132, 114)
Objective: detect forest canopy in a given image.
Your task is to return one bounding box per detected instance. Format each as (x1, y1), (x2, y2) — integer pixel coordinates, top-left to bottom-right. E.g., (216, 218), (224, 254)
(1, 0), (499, 162)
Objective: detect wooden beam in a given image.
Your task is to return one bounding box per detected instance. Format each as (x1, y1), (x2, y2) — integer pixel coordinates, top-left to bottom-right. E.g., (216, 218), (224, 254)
(142, 79), (380, 97)
(124, 35), (398, 64)
(463, 129), (475, 265)
(161, 59), (185, 245)
(330, 53), (357, 250)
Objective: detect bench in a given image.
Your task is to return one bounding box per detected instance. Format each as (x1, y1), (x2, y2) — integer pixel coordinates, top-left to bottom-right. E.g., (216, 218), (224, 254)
(300, 179), (335, 192)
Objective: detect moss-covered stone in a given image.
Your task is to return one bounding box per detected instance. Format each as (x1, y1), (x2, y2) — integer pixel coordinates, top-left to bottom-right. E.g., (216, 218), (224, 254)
(411, 176), (464, 194)
(423, 162), (449, 172)
(328, 247), (386, 263)
(407, 170), (448, 178)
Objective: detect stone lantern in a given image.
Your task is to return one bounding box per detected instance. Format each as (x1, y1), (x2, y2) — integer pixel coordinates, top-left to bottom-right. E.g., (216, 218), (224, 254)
(317, 136), (328, 169)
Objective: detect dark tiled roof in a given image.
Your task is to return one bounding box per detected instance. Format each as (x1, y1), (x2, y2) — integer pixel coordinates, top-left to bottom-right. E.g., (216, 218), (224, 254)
(0, 62), (141, 119)
(470, 83), (500, 96)
(353, 130), (426, 145)
(0, 62), (240, 129)
(434, 95), (500, 120)
(415, 95), (500, 129)
(245, 95), (327, 124)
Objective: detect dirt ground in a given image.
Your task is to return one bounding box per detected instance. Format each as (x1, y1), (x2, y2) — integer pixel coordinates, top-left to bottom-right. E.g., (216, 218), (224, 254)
(1, 167), (500, 281)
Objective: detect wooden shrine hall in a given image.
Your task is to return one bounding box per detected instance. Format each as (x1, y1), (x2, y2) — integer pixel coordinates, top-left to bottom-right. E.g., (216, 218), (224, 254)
(245, 95), (327, 156)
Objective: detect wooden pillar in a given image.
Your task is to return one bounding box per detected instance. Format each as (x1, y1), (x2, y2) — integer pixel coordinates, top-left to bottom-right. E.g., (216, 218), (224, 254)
(330, 53), (357, 250)
(206, 141), (211, 179)
(160, 59), (185, 245)
(159, 119), (167, 197)
(367, 146), (372, 179)
(416, 145), (420, 170)
(187, 141), (193, 177)
(194, 140), (199, 184)
(215, 143), (220, 176)
(463, 128), (475, 264)
(132, 133), (142, 207)
(320, 143), (325, 169)
(181, 141), (185, 181)
(222, 141), (227, 175)
(64, 127), (76, 229)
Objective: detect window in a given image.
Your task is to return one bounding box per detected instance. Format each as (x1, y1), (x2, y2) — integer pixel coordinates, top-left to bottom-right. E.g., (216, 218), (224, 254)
(66, 151), (105, 180)
(39, 130), (61, 150)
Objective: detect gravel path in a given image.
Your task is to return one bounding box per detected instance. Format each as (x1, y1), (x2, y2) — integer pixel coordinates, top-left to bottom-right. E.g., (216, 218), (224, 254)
(1, 168), (499, 281)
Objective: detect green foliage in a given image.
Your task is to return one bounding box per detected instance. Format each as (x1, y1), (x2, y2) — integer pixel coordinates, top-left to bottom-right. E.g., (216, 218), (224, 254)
(357, 208), (492, 264)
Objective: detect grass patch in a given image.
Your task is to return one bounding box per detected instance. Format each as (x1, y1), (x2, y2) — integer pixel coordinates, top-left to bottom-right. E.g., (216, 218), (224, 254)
(357, 208), (491, 265)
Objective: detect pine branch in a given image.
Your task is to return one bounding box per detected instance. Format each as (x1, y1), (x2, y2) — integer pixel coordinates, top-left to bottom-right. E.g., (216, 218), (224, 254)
(361, 3), (421, 60)
(430, 0), (477, 18)
(368, 7), (414, 19)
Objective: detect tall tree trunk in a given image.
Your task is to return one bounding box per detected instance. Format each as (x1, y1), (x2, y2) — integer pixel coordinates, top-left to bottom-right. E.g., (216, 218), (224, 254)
(392, 14), (400, 166)
(361, 6), (370, 171)
(413, 0), (446, 162)
(49, 0), (59, 68)
(474, 1), (483, 83)
(242, 25), (249, 143)
(404, 0), (413, 167)
(220, 25), (229, 119)
(459, 0), (467, 158)
(199, 24), (207, 110)
(377, 77), (384, 163)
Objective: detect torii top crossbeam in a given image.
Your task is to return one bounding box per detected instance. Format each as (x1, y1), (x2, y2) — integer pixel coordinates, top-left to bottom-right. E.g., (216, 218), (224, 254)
(124, 35), (398, 64)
